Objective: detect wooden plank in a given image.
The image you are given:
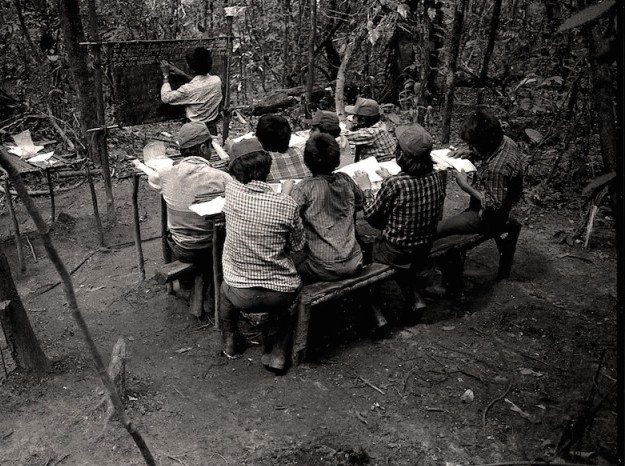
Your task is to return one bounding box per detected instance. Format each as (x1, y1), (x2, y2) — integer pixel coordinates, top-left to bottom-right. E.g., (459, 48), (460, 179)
(153, 261), (195, 285)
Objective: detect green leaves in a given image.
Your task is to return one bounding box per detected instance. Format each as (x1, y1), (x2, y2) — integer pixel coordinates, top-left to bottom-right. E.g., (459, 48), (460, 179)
(557, 0), (616, 32)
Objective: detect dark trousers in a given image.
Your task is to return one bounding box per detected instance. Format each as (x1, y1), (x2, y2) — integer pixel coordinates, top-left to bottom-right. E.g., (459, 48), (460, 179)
(437, 209), (508, 237)
(167, 237), (214, 311)
(219, 282), (300, 334)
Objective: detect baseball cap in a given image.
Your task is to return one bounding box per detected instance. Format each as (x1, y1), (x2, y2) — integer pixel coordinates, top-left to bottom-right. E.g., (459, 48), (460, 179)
(344, 97), (380, 117)
(395, 124), (433, 158)
(229, 137), (265, 162)
(303, 110), (340, 126)
(177, 122), (211, 149)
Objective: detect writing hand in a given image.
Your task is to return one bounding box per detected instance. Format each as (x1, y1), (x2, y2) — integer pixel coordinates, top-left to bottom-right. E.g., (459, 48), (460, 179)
(281, 179), (295, 196)
(375, 167), (392, 180)
(448, 147), (473, 159)
(159, 60), (170, 76)
(353, 170), (372, 191)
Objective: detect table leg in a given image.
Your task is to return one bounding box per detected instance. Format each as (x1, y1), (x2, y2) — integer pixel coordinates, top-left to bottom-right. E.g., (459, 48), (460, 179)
(212, 223), (222, 329)
(45, 168), (55, 222)
(4, 179), (25, 275)
(131, 174), (145, 280)
(85, 163), (105, 246)
(160, 196), (173, 294)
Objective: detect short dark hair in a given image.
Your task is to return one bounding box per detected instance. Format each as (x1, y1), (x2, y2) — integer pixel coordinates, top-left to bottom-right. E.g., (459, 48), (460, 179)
(314, 122), (341, 138)
(186, 47), (213, 75)
(180, 144), (208, 159)
(395, 144), (433, 177)
(459, 108), (504, 157)
(229, 151), (272, 184)
(304, 133), (340, 175)
(357, 114), (381, 128)
(256, 114), (291, 153)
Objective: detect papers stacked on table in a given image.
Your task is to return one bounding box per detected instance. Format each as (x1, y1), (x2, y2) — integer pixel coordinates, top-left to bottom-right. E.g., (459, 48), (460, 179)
(431, 149), (477, 173)
(336, 156), (384, 182)
(189, 197), (225, 216)
(268, 179), (302, 193)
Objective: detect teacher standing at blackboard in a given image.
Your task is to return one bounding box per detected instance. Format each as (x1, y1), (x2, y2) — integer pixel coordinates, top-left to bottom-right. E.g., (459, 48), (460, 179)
(160, 47), (223, 136)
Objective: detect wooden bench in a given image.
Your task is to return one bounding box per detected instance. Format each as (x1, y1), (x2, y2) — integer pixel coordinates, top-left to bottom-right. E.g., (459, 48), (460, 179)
(153, 261), (205, 318)
(291, 219), (522, 365)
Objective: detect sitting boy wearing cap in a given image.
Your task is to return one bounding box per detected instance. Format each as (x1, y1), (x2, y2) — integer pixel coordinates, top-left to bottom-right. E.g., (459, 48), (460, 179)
(220, 138), (305, 373)
(255, 114), (311, 181)
(148, 122), (232, 316)
(344, 97), (396, 162)
(306, 109), (353, 167)
(287, 133), (364, 283)
(353, 124), (446, 320)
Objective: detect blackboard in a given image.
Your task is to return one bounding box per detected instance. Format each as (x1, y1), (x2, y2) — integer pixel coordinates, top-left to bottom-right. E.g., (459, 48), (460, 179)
(106, 38), (228, 126)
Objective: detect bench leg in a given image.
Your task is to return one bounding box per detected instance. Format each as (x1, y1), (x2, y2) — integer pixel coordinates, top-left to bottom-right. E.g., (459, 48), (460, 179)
(189, 273), (205, 318)
(495, 221), (521, 280)
(440, 250), (466, 296)
(291, 300), (310, 366)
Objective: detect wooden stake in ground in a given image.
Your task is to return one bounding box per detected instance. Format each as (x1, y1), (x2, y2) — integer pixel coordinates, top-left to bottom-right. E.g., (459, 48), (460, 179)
(0, 147), (156, 466)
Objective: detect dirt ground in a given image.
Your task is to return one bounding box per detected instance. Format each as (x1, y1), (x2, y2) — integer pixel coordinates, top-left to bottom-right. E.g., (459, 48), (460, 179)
(0, 156), (618, 465)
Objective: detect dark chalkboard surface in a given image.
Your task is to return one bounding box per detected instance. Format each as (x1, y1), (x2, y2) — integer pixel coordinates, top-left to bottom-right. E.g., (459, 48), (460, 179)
(106, 38), (227, 126)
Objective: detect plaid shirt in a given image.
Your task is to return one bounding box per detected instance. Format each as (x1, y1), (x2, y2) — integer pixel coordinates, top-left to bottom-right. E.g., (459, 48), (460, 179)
(343, 121), (396, 162)
(222, 180), (305, 292)
(267, 146), (312, 181)
(364, 170), (446, 247)
(161, 74), (222, 123)
(470, 136), (524, 218)
(291, 172), (364, 267)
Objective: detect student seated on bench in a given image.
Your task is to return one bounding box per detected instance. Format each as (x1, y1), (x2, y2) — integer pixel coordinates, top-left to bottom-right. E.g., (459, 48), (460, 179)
(286, 133), (364, 283)
(437, 108), (524, 237)
(344, 97), (395, 162)
(353, 124), (446, 320)
(304, 109), (353, 166)
(220, 138), (305, 373)
(255, 114), (311, 181)
(148, 122), (232, 315)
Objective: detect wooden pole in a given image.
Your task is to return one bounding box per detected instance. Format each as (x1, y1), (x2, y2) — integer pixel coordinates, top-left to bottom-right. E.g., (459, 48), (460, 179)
(131, 175), (146, 280)
(84, 162), (105, 246)
(45, 168), (55, 222)
(222, 11), (234, 142)
(0, 147), (156, 466)
(476, 0), (502, 104)
(160, 196), (174, 295)
(4, 179), (25, 275)
(85, 0), (116, 222)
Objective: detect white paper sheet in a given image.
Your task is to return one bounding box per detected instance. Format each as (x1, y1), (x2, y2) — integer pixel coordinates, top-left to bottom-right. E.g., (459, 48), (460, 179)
(378, 160), (401, 176)
(189, 197), (225, 216)
(430, 149), (477, 173)
(335, 157), (383, 182)
(268, 179), (302, 193)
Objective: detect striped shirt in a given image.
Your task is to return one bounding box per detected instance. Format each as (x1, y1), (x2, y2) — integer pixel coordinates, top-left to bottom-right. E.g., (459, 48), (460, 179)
(161, 74), (223, 123)
(471, 136), (524, 219)
(153, 156), (232, 250)
(222, 180), (305, 292)
(291, 173), (364, 267)
(343, 121), (396, 162)
(364, 170), (446, 247)
(267, 146), (312, 181)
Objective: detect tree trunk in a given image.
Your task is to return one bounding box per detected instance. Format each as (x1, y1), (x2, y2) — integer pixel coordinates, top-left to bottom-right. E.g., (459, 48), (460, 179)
(423, 0), (445, 104)
(0, 245), (50, 374)
(305, 0), (317, 113)
(336, 35), (363, 120)
(13, 0), (42, 60)
(85, 0), (116, 222)
(282, 0), (290, 86)
(57, 0), (98, 159)
(476, 0), (502, 104)
(441, 0), (468, 143)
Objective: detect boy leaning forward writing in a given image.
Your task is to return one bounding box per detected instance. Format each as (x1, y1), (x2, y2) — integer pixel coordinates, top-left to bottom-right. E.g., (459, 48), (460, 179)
(353, 124), (446, 322)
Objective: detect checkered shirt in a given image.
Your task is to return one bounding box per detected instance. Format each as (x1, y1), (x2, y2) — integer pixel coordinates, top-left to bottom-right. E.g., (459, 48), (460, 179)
(161, 74), (223, 123)
(222, 180), (305, 292)
(343, 121), (396, 162)
(290, 173), (364, 266)
(267, 146), (312, 181)
(364, 170), (447, 247)
(471, 136), (524, 217)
